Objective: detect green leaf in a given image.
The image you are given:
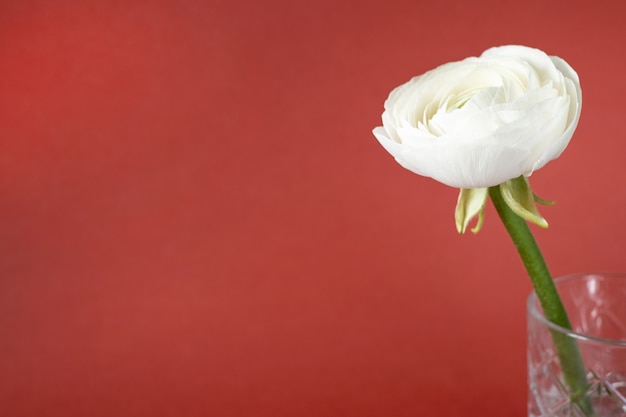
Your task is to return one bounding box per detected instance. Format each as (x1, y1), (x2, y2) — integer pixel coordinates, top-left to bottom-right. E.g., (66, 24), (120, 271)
(498, 176), (548, 228)
(455, 187), (488, 234)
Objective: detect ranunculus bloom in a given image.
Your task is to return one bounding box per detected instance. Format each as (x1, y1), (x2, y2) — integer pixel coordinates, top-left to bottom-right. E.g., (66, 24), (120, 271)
(373, 45), (582, 189)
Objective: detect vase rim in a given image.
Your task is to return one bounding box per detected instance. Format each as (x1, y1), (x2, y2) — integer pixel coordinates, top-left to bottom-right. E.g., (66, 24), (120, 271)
(527, 272), (626, 347)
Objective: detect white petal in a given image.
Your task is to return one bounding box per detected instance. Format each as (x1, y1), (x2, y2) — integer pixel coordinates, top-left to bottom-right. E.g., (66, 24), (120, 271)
(373, 126), (402, 156)
(481, 45), (560, 82)
(397, 138), (532, 189)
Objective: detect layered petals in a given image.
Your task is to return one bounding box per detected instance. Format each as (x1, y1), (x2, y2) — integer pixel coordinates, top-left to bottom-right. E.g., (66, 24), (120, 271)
(373, 45), (582, 189)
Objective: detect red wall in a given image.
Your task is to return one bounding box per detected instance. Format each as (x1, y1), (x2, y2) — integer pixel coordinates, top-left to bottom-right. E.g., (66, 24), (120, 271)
(1, 1), (625, 416)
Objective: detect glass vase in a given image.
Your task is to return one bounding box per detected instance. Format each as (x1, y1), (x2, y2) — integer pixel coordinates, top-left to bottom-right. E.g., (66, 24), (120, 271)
(528, 273), (626, 417)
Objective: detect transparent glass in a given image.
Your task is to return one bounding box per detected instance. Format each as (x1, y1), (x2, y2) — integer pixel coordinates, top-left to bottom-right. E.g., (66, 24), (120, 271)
(528, 273), (626, 417)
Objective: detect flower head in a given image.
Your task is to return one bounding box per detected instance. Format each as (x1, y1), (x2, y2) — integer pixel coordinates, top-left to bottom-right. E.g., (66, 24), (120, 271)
(373, 45), (582, 190)
(373, 45), (582, 233)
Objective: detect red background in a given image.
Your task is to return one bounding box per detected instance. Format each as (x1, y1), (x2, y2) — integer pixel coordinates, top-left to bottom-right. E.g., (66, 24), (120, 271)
(1, 1), (625, 416)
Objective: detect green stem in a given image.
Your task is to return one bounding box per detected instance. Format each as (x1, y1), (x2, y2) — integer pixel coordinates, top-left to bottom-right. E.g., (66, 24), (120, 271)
(488, 186), (593, 416)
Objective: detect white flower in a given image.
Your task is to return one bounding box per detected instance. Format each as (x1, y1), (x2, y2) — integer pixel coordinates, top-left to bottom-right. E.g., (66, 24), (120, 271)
(372, 45), (582, 190)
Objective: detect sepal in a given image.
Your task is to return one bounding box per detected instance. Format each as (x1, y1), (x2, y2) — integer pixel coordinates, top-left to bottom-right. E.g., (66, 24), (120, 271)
(455, 187), (488, 234)
(499, 176), (549, 228)
(533, 193), (555, 206)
